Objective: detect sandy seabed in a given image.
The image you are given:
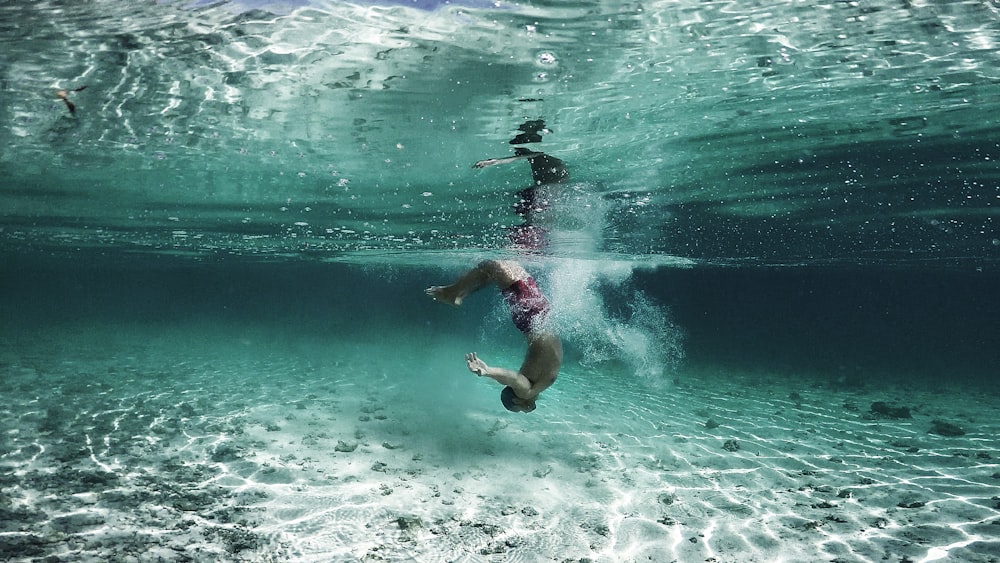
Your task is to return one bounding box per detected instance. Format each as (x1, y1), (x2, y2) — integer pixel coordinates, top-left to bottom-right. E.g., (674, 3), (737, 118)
(1, 321), (998, 563)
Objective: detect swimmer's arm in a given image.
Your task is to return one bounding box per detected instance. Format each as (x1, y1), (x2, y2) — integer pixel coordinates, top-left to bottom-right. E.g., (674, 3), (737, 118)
(466, 353), (534, 398)
(472, 153), (538, 169)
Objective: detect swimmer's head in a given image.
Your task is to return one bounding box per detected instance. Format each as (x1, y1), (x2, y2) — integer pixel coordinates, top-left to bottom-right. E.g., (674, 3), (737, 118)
(500, 386), (536, 413)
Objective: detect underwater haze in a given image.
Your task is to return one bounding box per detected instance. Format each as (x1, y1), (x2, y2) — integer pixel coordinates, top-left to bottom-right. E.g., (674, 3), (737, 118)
(2, 0), (1000, 561)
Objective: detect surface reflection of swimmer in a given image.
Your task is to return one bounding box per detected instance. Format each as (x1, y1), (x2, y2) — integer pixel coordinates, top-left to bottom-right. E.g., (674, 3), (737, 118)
(473, 120), (569, 251)
(473, 146), (569, 186)
(426, 259), (562, 413)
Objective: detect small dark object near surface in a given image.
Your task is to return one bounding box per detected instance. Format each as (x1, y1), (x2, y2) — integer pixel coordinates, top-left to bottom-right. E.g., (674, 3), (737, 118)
(929, 420), (965, 437)
(722, 439), (740, 452)
(705, 419), (720, 429)
(870, 401), (911, 419)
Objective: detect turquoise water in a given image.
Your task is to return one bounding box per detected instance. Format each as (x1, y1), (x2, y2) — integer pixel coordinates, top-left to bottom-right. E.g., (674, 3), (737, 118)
(2, 0), (1000, 561)
(3, 0), (999, 265)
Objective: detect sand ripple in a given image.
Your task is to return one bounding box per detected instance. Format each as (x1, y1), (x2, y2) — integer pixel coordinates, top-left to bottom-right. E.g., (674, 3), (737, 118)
(1, 326), (998, 561)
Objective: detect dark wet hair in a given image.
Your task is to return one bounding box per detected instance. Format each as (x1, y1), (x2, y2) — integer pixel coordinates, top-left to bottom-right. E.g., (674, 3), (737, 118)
(500, 386), (536, 413)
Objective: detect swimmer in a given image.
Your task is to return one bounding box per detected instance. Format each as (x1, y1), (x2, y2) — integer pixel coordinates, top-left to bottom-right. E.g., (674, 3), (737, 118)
(426, 259), (562, 413)
(56, 85), (87, 114)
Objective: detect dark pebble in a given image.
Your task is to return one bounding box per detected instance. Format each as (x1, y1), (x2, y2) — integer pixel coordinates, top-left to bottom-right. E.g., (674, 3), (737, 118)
(50, 513), (106, 533)
(0, 534), (49, 557)
(334, 441), (358, 453)
(210, 526), (262, 553)
(870, 401), (911, 419)
(396, 516), (423, 531)
(211, 443), (244, 462)
(929, 420), (965, 437)
(0, 506), (46, 531)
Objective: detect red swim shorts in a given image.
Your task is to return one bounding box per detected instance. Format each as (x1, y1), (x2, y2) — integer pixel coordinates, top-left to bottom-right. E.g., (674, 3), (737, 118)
(500, 277), (550, 334)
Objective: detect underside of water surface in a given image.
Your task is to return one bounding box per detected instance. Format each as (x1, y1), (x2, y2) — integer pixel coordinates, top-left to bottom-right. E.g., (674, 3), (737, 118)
(2, 0), (999, 266)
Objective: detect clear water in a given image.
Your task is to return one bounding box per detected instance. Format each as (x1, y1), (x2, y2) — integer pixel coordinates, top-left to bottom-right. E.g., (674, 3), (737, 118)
(3, 0), (999, 265)
(2, 1), (999, 561)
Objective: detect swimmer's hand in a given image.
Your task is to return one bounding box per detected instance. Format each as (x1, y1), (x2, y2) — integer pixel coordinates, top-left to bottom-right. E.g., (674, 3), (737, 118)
(465, 352), (488, 377)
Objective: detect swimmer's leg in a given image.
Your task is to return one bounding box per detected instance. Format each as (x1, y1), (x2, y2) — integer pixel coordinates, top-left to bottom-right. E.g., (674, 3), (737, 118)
(425, 260), (527, 305)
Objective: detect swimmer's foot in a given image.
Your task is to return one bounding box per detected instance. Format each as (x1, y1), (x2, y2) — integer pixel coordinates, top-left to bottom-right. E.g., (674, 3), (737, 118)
(425, 285), (464, 306)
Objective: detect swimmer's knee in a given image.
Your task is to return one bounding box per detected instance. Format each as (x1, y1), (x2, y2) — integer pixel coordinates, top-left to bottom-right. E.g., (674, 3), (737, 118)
(476, 259), (525, 288)
(477, 259), (502, 270)
(475, 259), (502, 280)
